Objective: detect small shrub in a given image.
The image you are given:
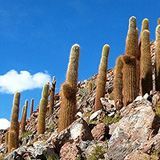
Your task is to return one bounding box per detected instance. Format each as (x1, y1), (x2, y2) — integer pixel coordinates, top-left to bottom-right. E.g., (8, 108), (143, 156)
(21, 131), (32, 138)
(100, 113), (121, 124)
(89, 145), (106, 160)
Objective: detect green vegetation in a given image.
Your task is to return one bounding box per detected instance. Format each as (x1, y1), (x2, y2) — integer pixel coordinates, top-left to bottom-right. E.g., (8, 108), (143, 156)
(21, 131), (32, 138)
(155, 101), (160, 116)
(89, 145), (106, 160)
(100, 113), (121, 124)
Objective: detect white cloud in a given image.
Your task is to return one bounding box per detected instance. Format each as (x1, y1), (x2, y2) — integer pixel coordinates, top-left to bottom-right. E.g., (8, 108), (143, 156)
(0, 70), (51, 94)
(0, 118), (10, 129)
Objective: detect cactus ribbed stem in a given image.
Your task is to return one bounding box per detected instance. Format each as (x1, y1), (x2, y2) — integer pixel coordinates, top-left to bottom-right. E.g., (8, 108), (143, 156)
(155, 25), (160, 91)
(30, 98), (34, 117)
(114, 55), (123, 109)
(37, 83), (49, 135)
(95, 44), (110, 112)
(49, 76), (56, 115)
(58, 44), (80, 132)
(8, 91), (20, 153)
(122, 55), (137, 106)
(140, 30), (152, 95)
(21, 99), (28, 132)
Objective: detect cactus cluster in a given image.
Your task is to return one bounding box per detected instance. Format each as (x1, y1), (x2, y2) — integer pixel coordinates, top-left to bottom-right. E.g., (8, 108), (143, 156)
(114, 16), (153, 107)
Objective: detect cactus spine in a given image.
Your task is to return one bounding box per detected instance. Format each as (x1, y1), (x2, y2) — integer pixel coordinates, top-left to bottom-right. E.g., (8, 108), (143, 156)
(140, 30), (152, 96)
(114, 55), (123, 109)
(155, 25), (160, 91)
(58, 44), (80, 132)
(37, 82), (49, 135)
(21, 99), (28, 132)
(30, 98), (34, 117)
(88, 81), (93, 94)
(49, 76), (56, 115)
(122, 55), (137, 106)
(95, 44), (109, 112)
(8, 91), (20, 153)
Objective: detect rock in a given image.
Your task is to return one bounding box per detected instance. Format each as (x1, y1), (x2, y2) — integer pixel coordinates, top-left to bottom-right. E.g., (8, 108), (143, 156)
(76, 112), (83, 118)
(108, 112), (115, 117)
(91, 123), (109, 141)
(60, 142), (82, 160)
(134, 96), (143, 101)
(151, 91), (160, 106)
(107, 102), (160, 160)
(143, 93), (149, 100)
(90, 110), (102, 120)
(124, 150), (150, 160)
(52, 118), (93, 151)
(84, 141), (108, 160)
(80, 140), (91, 151)
(100, 98), (115, 112)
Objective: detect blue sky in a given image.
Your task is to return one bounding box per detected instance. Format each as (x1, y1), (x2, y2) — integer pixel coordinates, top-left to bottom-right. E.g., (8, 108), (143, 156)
(0, 0), (160, 123)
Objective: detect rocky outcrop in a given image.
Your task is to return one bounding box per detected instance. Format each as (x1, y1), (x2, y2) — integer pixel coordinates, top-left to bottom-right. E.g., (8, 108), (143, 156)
(107, 98), (160, 160)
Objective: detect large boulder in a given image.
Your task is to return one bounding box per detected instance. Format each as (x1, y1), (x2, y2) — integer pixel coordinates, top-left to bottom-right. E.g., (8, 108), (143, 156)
(91, 123), (109, 141)
(52, 118), (93, 151)
(107, 100), (160, 160)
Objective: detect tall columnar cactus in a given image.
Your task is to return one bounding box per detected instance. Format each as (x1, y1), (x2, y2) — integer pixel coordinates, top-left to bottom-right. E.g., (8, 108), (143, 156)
(122, 55), (137, 106)
(95, 44), (110, 112)
(155, 25), (160, 91)
(158, 18), (160, 25)
(139, 18), (149, 49)
(37, 82), (49, 135)
(49, 76), (56, 115)
(140, 30), (152, 96)
(125, 16), (137, 57)
(21, 99), (28, 133)
(113, 55), (123, 110)
(88, 81), (93, 94)
(58, 44), (80, 132)
(30, 98), (34, 117)
(5, 131), (9, 145)
(8, 91), (20, 153)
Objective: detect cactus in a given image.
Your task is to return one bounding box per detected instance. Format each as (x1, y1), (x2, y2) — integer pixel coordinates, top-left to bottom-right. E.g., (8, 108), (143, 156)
(140, 30), (152, 96)
(122, 55), (137, 106)
(155, 25), (160, 91)
(58, 44), (80, 132)
(49, 76), (56, 115)
(158, 18), (160, 25)
(21, 99), (28, 132)
(125, 16), (137, 57)
(113, 55), (123, 109)
(8, 91), (20, 153)
(37, 82), (49, 135)
(30, 98), (34, 117)
(138, 18), (149, 95)
(5, 131), (8, 145)
(88, 81), (93, 94)
(95, 44), (110, 112)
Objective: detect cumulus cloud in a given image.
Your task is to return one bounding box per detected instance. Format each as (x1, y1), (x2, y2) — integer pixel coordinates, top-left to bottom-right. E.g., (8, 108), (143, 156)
(0, 118), (10, 129)
(0, 70), (51, 94)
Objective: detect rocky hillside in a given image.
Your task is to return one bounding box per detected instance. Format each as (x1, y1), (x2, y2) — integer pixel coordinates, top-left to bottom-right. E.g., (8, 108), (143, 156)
(0, 41), (160, 159)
